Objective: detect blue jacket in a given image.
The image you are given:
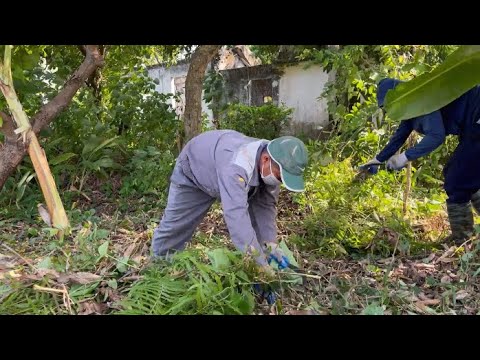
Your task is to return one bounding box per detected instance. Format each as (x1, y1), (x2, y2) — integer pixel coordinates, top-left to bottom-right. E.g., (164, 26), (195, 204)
(375, 78), (480, 162)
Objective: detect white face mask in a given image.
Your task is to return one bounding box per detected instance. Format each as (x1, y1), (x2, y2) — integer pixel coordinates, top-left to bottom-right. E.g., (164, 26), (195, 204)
(261, 159), (282, 186)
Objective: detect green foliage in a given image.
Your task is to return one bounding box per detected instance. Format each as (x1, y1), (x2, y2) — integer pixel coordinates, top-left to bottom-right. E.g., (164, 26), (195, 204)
(49, 64), (180, 154)
(249, 45), (285, 64)
(218, 103), (293, 140)
(385, 45), (480, 121)
(118, 249), (256, 315)
(0, 45), (182, 152)
(0, 162), (44, 221)
(0, 283), (61, 315)
(119, 146), (176, 207)
(0, 45), (52, 115)
(104, 66), (181, 150)
(3, 44), (475, 316)
(203, 69), (226, 116)
(76, 135), (124, 190)
(249, 45), (327, 64)
(1, 45), (182, 210)
(294, 155), (447, 257)
(297, 45), (460, 187)
(305, 45), (457, 132)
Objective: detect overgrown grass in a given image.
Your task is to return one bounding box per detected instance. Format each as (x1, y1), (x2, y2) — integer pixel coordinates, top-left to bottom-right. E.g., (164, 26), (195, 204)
(291, 154), (449, 258)
(1, 128), (478, 315)
(0, 281), (61, 315)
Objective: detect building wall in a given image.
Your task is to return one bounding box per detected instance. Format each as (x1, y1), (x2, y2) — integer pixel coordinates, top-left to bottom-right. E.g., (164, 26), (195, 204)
(218, 65), (282, 106)
(147, 63), (214, 123)
(278, 63), (332, 135)
(148, 61), (334, 137)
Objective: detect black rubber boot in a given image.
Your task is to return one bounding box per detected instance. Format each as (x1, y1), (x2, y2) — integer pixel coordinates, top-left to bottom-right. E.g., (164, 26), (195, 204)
(471, 189), (480, 216)
(444, 202), (474, 246)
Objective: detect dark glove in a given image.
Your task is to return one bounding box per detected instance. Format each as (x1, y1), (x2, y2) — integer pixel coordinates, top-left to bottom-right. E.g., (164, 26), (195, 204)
(358, 157), (382, 174)
(253, 283), (277, 305)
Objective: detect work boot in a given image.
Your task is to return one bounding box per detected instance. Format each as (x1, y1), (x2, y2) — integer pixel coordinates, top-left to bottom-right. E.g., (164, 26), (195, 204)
(444, 202), (474, 246)
(471, 189), (480, 216)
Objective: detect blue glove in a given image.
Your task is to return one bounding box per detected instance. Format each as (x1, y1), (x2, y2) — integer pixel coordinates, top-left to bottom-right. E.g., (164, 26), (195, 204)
(264, 242), (290, 270)
(253, 284), (277, 305)
(358, 157), (382, 174)
(268, 253), (290, 270)
(366, 165), (379, 174)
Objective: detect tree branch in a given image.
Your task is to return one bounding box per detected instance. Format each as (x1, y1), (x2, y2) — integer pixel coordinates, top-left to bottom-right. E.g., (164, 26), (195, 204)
(0, 45), (105, 190)
(77, 45), (87, 56)
(32, 45), (104, 134)
(0, 110), (15, 139)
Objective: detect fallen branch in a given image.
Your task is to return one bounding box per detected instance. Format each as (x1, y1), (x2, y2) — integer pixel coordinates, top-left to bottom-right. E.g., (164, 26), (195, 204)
(33, 284), (66, 294)
(278, 271), (325, 281)
(32, 283), (74, 314)
(0, 241), (38, 271)
(62, 284), (74, 315)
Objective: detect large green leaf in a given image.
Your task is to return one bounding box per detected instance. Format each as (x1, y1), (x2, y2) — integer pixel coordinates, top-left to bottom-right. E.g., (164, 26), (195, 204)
(385, 45), (480, 121)
(361, 304), (385, 315)
(270, 241), (303, 285)
(37, 256), (53, 270)
(98, 241), (109, 258)
(91, 136), (119, 156)
(50, 153), (77, 166)
(0, 284), (12, 297)
(207, 248), (232, 270)
(82, 136), (118, 157)
(93, 157), (117, 169)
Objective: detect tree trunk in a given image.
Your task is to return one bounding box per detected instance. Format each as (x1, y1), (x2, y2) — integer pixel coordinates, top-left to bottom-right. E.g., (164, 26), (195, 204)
(0, 111), (24, 187)
(183, 45), (221, 146)
(0, 45), (104, 191)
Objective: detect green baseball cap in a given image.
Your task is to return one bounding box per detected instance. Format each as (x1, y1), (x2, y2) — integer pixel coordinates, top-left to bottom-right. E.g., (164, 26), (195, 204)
(267, 136), (308, 192)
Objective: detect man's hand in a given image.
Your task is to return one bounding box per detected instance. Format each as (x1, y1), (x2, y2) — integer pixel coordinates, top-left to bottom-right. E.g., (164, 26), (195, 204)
(258, 264), (276, 278)
(254, 264), (277, 305)
(358, 157), (382, 174)
(264, 242), (289, 269)
(386, 152), (408, 170)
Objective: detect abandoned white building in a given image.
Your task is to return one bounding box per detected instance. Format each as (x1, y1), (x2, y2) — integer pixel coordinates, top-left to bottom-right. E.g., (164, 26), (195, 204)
(147, 46), (335, 136)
